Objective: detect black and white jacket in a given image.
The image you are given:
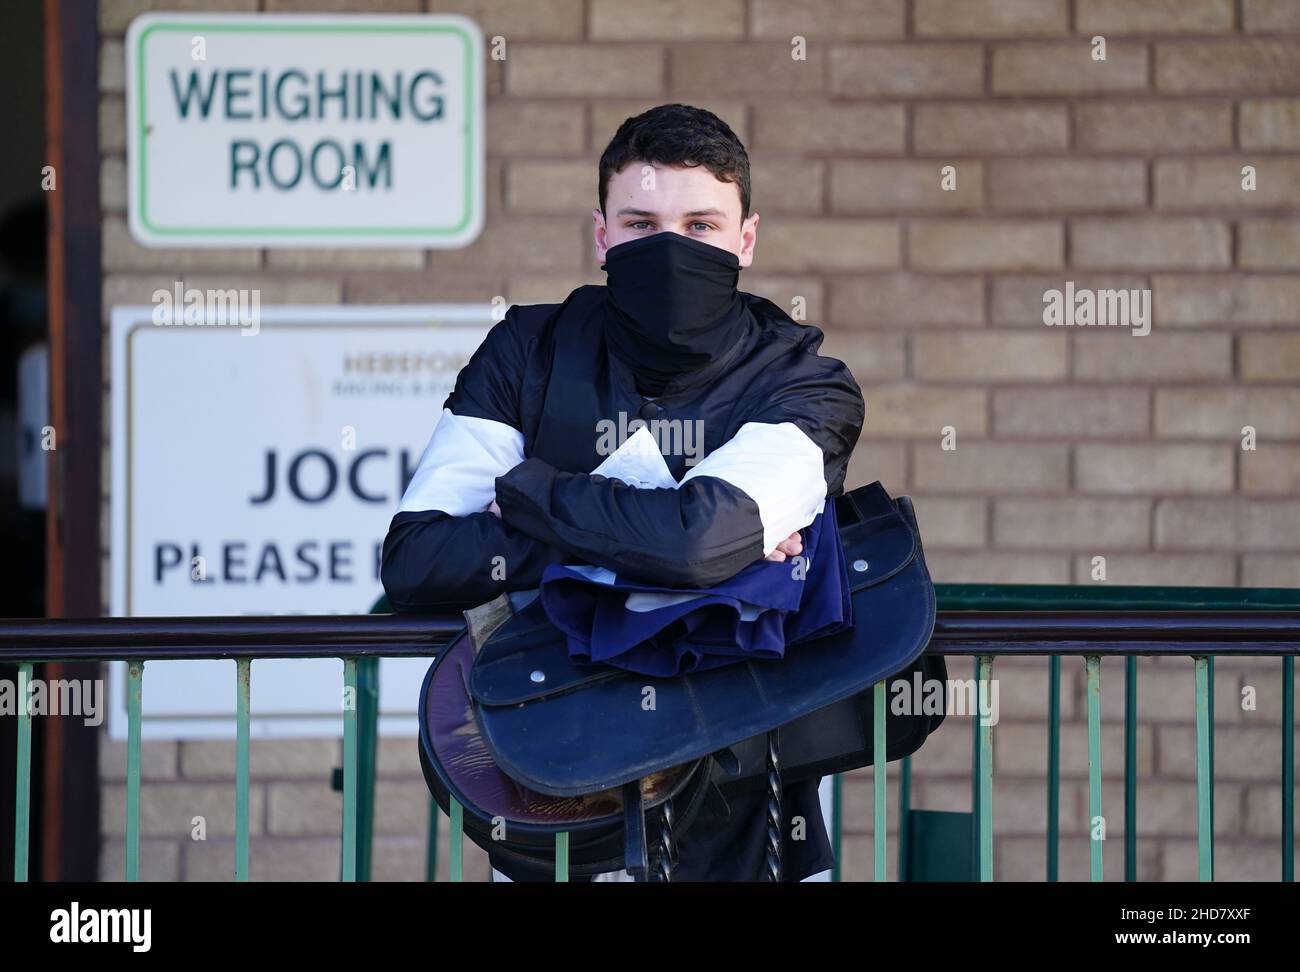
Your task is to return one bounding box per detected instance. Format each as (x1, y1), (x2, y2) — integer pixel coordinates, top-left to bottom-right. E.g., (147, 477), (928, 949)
(381, 285), (865, 613)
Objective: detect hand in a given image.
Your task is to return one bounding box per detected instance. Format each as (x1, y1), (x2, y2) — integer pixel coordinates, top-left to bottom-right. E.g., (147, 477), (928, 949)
(764, 531), (803, 562)
(487, 499), (502, 518)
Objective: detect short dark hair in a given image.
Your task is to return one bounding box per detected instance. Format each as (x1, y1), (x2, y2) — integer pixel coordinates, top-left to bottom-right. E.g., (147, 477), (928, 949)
(597, 103), (751, 222)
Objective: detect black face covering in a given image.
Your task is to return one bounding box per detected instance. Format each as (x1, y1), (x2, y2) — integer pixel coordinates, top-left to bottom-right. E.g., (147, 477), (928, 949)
(601, 232), (752, 397)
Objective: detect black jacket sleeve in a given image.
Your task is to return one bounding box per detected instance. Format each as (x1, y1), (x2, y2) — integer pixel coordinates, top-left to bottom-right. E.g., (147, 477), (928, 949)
(493, 354), (865, 589)
(380, 306), (565, 613)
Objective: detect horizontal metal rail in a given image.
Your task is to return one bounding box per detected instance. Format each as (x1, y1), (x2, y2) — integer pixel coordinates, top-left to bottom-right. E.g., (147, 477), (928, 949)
(3, 607), (1298, 884)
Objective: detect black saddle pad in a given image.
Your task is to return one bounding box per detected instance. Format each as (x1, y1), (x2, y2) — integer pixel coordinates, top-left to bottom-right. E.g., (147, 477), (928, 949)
(468, 482), (939, 797)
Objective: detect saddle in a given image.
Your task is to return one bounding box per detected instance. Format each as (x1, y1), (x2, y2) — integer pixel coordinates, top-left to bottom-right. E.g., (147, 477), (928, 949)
(417, 481), (946, 881)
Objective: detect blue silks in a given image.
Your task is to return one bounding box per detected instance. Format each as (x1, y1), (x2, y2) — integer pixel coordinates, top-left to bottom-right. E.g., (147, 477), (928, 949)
(538, 496), (852, 677)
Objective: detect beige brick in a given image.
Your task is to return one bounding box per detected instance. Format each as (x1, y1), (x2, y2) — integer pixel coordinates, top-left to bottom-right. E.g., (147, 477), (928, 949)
(1242, 554), (1300, 586)
(1162, 838), (1280, 881)
(1244, 0), (1300, 31)
(100, 38), (125, 93)
(373, 781), (436, 834)
(100, 0), (256, 33)
(100, 738), (178, 782)
(906, 496), (987, 547)
(180, 738), (340, 780)
(1242, 445), (1300, 495)
(755, 219), (899, 272)
(590, 99), (750, 153)
(184, 836), (341, 882)
(266, 0), (419, 8)
(926, 550), (1072, 583)
(1157, 41), (1300, 94)
(862, 386), (988, 437)
(1075, 100), (1233, 152)
(508, 45), (663, 97)
(1159, 725), (1281, 780)
(428, 218), (582, 273)
(101, 156), (127, 212)
(426, 0), (584, 38)
(102, 783), (265, 838)
(993, 387), (1151, 438)
(1240, 219), (1300, 270)
(99, 839), (181, 882)
(994, 498), (1151, 548)
(1156, 157), (1300, 209)
(914, 332), (1067, 381)
(989, 159), (1146, 212)
(1073, 553), (1236, 587)
(1244, 786), (1300, 840)
(829, 43), (984, 97)
(844, 441), (907, 493)
(105, 272), (343, 309)
(1240, 98), (1300, 150)
(830, 273), (983, 326)
(102, 218), (261, 273)
(752, 158), (826, 214)
(266, 782), (341, 836)
(486, 101), (585, 156)
(751, 0), (904, 39)
(751, 101), (905, 154)
(590, 0), (742, 38)
(505, 160), (592, 214)
(510, 274), (605, 306)
(1155, 498), (1300, 549)
(1078, 0), (1234, 33)
(992, 41), (1148, 95)
(910, 220), (1064, 271)
(914, 103), (1069, 154)
(1241, 334), (1300, 381)
(996, 722), (1153, 781)
(992, 274), (1151, 327)
(1075, 443), (1234, 494)
(1074, 331), (1231, 380)
(1154, 274), (1300, 325)
(1156, 388), (1300, 439)
(987, 657), (1079, 720)
(915, 0), (1067, 36)
(820, 331), (906, 381)
(100, 96), (125, 154)
(266, 249), (424, 271)
(673, 43), (824, 95)
(370, 836), (430, 881)
(344, 270), (508, 304)
(830, 160), (983, 213)
(1071, 218), (1230, 270)
(739, 275), (827, 322)
(913, 442), (1069, 493)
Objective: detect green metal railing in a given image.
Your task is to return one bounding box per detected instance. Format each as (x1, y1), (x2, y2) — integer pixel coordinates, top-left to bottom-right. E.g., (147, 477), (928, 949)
(4, 585), (1299, 883)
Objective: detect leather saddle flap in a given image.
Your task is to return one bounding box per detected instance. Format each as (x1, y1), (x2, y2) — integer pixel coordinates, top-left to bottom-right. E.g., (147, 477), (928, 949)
(469, 481), (936, 797)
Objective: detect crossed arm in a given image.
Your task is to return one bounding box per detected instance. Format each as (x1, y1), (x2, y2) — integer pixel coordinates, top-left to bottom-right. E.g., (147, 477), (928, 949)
(379, 408), (820, 611)
(380, 310), (863, 613)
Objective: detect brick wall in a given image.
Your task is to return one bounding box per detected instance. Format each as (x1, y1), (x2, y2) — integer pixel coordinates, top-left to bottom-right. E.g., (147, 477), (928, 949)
(96, 0), (1300, 880)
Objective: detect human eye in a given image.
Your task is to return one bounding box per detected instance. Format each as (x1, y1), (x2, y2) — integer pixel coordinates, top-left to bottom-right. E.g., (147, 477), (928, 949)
(629, 220), (654, 231)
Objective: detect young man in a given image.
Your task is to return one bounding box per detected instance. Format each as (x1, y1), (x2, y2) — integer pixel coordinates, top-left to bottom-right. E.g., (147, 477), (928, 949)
(383, 103), (865, 881)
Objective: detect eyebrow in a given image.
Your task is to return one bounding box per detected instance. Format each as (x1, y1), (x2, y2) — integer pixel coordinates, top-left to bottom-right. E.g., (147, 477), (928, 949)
(614, 207), (728, 219)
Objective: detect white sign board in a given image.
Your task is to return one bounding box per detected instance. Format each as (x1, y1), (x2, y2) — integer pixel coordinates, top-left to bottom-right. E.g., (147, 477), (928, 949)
(126, 13), (484, 247)
(109, 305), (493, 739)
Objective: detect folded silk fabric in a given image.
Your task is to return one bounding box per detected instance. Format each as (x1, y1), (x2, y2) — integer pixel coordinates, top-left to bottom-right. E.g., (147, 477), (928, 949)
(537, 430), (852, 676)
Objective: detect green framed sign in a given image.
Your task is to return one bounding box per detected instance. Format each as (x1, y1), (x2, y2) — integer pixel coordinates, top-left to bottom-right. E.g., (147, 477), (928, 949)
(125, 13), (484, 248)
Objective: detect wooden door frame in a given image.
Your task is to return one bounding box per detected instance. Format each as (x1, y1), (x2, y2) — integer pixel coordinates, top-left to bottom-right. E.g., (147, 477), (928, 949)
(42, 0), (102, 882)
